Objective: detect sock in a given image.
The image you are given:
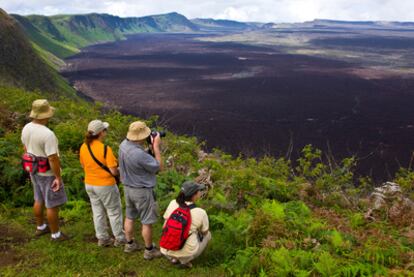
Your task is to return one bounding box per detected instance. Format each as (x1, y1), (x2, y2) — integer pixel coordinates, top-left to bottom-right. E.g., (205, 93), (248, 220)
(127, 240), (134, 244)
(37, 224), (47, 230)
(145, 245), (154, 251)
(51, 231), (61, 239)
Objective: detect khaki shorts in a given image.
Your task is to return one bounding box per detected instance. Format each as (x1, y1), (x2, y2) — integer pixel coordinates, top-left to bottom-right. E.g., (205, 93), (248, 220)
(31, 174), (67, 208)
(124, 186), (159, 225)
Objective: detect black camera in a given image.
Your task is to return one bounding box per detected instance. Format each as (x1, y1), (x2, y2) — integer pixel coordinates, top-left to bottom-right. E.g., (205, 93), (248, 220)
(151, 130), (166, 138)
(146, 130), (166, 144)
(146, 130), (166, 157)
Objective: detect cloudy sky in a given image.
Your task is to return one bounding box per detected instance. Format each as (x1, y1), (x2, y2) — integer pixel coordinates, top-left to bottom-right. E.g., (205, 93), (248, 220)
(1, 0), (414, 23)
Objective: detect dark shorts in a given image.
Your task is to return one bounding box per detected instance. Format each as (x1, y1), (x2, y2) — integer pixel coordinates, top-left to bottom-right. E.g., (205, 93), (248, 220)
(124, 186), (158, 225)
(31, 174), (67, 208)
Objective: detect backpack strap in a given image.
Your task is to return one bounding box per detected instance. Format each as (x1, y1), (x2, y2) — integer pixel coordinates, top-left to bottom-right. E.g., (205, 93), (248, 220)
(87, 143), (111, 175)
(187, 203), (197, 209)
(87, 143), (120, 185)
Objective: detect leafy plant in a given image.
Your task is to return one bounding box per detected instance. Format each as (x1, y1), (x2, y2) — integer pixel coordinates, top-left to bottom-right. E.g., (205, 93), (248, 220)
(313, 251), (338, 277)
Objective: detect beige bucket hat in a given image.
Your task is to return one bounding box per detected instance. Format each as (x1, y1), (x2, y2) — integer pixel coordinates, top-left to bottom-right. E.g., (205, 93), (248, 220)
(88, 120), (109, 135)
(127, 121), (151, 141)
(29, 99), (55, 119)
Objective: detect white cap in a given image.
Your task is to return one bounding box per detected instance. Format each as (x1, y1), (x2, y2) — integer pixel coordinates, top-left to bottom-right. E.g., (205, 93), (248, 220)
(88, 120), (109, 135)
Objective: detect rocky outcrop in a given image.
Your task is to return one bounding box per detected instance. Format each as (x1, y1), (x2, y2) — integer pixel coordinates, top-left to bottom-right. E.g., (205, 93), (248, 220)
(365, 182), (414, 225)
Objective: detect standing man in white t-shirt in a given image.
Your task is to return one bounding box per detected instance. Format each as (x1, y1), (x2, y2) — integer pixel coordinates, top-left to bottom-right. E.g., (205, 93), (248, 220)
(21, 99), (69, 241)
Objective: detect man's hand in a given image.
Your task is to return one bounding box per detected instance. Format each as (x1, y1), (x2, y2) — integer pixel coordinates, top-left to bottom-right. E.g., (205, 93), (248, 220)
(51, 177), (62, 192)
(150, 133), (163, 171)
(151, 133), (161, 150)
(48, 154), (62, 191)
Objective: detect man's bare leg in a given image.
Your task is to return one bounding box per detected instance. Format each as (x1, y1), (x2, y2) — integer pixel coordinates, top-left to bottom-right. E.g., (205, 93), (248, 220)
(46, 207), (59, 233)
(142, 224), (152, 248)
(124, 218), (135, 241)
(33, 201), (44, 226)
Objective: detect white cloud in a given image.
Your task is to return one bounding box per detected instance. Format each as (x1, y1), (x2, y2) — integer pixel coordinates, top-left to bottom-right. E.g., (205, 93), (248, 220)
(1, 0), (414, 22)
(216, 6), (260, 22)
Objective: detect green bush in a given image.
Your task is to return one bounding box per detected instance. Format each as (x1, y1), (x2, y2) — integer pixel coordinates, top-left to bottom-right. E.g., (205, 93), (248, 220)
(313, 251), (338, 276)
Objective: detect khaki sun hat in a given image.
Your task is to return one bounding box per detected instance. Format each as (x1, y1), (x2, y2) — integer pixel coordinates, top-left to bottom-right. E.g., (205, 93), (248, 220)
(127, 121), (151, 141)
(29, 99), (55, 119)
(88, 120), (109, 136)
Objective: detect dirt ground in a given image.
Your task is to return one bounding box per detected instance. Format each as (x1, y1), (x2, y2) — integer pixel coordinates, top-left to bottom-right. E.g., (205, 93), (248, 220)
(62, 33), (414, 180)
(0, 223), (29, 268)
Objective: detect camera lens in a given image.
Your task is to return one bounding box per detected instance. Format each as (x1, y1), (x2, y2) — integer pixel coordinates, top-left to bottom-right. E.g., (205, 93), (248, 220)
(159, 131), (166, 137)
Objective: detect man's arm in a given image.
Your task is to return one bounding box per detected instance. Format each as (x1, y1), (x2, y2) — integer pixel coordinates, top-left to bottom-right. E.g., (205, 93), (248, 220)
(200, 211), (209, 236)
(109, 167), (119, 176)
(151, 134), (164, 171)
(48, 154), (62, 192)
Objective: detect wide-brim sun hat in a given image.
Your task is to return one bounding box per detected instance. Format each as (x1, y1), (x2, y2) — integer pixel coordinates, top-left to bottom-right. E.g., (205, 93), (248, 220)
(29, 99), (55, 119)
(181, 181), (206, 197)
(127, 121), (151, 141)
(88, 120), (109, 135)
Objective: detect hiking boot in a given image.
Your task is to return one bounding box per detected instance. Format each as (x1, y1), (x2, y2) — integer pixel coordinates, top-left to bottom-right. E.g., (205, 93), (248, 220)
(144, 245), (162, 260)
(50, 232), (70, 242)
(35, 226), (50, 237)
(98, 237), (114, 247)
(177, 262), (193, 269)
(169, 258), (180, 265)
(124, 241), (141, 253)
(114, 238), (127, 247)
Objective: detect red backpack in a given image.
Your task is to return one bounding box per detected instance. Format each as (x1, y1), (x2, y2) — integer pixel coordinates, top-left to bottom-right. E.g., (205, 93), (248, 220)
(160, 203), (196, 250)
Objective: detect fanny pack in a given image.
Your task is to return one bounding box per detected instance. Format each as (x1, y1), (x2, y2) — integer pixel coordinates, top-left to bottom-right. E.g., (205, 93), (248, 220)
(22, 153), (50, 174)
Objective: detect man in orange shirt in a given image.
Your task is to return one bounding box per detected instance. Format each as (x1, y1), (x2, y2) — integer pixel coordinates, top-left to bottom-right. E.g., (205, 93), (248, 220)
(80, 120), (126, 247)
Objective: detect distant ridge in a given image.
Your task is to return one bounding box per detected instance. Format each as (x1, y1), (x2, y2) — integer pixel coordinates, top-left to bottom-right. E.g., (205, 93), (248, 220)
(307, 19), (414, 29)
(192, 18), (252, 31)
(260, 18), (414, 30)
(12, 12), (199, 59)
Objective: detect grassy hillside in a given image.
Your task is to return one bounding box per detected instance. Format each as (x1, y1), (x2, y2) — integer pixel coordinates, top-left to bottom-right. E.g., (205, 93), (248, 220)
(0, 9), (76, 97)
(12, 12), (199, 60)
(12, 14), (78, 59)
(150, 12), (199, 32)
(1, 86), (414, 276)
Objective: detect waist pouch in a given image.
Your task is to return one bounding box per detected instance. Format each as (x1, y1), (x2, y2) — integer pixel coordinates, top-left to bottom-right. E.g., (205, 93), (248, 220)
(22, 153), (50, 174)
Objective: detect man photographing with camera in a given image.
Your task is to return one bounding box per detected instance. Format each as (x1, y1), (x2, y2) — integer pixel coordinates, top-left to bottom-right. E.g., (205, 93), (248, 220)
(118, 121), (163, 259)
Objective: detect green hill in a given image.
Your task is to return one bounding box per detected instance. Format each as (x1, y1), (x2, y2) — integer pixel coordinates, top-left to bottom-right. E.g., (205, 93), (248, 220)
(12, 14), (78, 59)
(3, 10), (199, 97)
(0, 9), (76, 96)
(12, 12), (199, 60)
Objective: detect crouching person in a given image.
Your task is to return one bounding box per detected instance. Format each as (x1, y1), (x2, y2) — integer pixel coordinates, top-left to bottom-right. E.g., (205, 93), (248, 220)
(118, 121), (163, 259)
(79, 120), (126, 247)
(160, 181), (211, 268)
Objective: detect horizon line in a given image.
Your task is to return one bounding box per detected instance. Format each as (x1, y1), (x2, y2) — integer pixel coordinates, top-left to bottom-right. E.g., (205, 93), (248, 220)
(7, 9), (414, 25)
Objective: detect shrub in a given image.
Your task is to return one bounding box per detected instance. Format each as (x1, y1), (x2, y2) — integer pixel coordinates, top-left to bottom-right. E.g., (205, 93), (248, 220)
(204, 211), (252, 264)
(313, 251), (338, 276)
(394, 167), (414, 197)
(54, 121), (86, 151)
(225, 247), (261, 276)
